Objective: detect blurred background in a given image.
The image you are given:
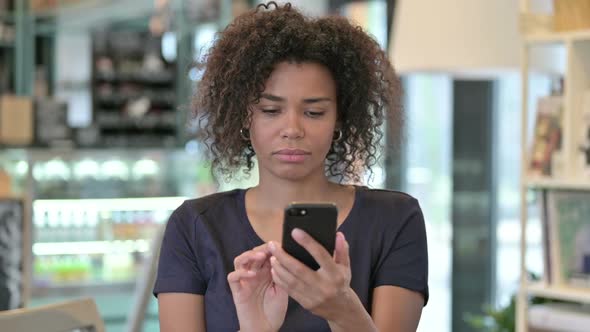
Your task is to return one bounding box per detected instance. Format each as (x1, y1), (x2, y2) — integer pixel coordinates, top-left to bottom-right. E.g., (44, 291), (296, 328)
(1, 0), (588, 332)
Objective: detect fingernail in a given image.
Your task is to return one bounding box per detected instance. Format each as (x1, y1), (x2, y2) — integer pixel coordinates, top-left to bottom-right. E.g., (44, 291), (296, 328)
(269, 241), (276, 252)
(292, 228), (304, 240)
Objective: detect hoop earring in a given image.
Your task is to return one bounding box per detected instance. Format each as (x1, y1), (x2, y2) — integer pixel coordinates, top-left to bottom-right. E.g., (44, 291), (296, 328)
(240, 128), (250, 141)
(333, 129), (343, 142)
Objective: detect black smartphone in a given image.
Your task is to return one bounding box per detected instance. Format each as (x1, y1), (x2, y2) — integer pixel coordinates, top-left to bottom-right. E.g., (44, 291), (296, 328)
(282, 202), (338, 270)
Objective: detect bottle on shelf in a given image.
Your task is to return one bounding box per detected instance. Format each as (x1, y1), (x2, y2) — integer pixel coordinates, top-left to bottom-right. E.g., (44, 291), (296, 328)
(86, 209), (99, 242)
(60, 209), (73, 243)
(33, 210), (47, 243)
(47, 209), (60, 242)
(98, 210), (113, 241)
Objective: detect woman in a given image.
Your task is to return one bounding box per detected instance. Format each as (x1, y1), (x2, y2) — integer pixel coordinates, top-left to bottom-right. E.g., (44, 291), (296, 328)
(154, 2), (428, 331)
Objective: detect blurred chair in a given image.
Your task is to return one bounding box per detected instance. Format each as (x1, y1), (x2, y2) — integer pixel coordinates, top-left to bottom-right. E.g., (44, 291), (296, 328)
(125, 222), (167, 332)
(0, 297), (105, 332)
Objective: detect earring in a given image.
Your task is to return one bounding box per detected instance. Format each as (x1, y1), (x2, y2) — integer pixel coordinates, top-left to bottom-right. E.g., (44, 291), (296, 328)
(333, 129), (343, 142)
(241, 128), (255, 155)
(246, 142), (254, 153)
(240, 128), (250, 141)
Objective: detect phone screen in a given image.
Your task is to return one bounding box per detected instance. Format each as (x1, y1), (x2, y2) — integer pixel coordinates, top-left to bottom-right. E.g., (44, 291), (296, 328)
(282, 203), (337, 270)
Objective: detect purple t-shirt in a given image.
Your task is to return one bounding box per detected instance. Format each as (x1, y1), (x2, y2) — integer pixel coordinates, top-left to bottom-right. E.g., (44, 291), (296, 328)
(153, 187), (429, 331)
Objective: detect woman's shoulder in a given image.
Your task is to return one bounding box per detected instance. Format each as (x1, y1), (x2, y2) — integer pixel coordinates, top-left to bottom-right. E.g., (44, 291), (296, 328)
(357, 187), (420, 214)
(352, 187), (425, 239)
(171, 189), (245, 222)
(185, 189), (243, 213)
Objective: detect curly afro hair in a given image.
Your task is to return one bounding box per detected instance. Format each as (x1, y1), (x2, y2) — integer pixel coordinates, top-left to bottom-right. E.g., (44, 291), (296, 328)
(193, 1), (403, 183)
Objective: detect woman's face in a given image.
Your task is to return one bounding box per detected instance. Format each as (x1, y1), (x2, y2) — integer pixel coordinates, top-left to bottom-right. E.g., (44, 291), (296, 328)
(249, 61), (338, 181)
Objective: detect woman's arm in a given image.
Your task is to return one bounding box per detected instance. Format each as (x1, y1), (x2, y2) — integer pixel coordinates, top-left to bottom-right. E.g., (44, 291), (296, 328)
(371, 285), (424, 332)
(158, 293), (205, 332)
(326, 285), (423, 332)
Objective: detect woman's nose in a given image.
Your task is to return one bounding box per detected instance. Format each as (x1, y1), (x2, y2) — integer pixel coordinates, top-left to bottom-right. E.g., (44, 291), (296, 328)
(280, 109), (304, 139)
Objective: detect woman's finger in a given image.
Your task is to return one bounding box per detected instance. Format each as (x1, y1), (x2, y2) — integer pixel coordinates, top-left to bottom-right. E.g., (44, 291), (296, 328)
(233, 251), (258, 269)
(234, 243), (272, 270)
(290, 229), (335, 272)
(269, 256), (306, 290)
(272, 229), (338, 275)
(227, 269), (256, 292)
(333, 232), (350, 267)
(270, 261), (312, 310)
(249, 251), (269, 271)
(253, 242), (272, 254)
(269, 241), (314, 281)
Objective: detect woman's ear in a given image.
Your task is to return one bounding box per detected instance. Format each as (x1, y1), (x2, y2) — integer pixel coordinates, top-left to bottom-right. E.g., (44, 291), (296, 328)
(240, 106), (252, 131)
(243, 106), (254, 128)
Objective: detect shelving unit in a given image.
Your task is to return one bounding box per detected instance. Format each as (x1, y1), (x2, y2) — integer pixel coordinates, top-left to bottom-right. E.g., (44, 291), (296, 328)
(0, 147), (215, 297)
(517, 2), (590, 331)
(0, 1), (232, 330)
(524, 29), (590, 44)
(90, 23), (179, 148)
(0, 2), (19, 94)
(0, 145), (219, 331)
(0, 0), (231, 149)
(526, 282), (590, 304)
(30, 196), (186, 297)
(525, 177), (590, 190)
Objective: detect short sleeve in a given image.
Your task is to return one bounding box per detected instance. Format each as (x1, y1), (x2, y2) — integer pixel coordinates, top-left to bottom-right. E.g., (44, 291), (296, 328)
(153, 206), (207, 296)
(373, 199), (429, 305)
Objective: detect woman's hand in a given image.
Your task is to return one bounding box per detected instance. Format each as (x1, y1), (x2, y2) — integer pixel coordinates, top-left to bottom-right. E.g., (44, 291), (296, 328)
(227, 243), (288, 332)
(268, 230), (359, 324)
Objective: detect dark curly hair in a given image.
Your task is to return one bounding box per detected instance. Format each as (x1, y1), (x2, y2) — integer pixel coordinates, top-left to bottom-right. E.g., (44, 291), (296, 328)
(193, 1), (403, 183)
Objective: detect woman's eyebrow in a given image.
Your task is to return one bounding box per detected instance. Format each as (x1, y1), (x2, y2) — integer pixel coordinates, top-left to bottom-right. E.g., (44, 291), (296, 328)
(302, 97), (332, 104)
(260, 94), (332, 104)
(261, 93), (285, 102)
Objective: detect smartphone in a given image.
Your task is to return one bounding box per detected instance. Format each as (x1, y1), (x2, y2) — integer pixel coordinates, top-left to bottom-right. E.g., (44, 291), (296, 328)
(282, 202), (338, 270)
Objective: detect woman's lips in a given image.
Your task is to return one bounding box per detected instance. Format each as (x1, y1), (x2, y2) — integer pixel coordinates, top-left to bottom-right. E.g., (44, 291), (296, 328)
(273, 149), (310, 163)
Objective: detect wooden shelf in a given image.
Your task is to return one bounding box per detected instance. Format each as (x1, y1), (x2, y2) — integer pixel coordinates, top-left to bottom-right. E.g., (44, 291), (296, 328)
(525, 29), (590, 45)
(526, 282), (590, 304)
(525, 177), (590, 190)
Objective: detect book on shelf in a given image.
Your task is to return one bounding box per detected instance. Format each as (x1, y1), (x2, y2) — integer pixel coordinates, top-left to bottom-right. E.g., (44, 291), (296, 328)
(529, 95), (564, 178)
(540, 190), (552, 284)
(577, 90), (590, 178)
(545, 190), (590, 288)
(529, 302), (590, 332)
(0, 198), (26, 310)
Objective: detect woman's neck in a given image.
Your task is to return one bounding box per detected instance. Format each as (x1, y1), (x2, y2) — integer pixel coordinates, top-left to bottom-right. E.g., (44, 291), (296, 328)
(248, 172), (339, 215)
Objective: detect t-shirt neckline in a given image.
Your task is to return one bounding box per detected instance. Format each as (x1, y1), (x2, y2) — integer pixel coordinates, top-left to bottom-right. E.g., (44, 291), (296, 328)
(237, 185), (364, 246)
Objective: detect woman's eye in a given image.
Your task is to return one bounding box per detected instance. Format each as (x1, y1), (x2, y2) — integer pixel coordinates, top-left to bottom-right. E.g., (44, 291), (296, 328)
(261, 108), (280, 115)
(305, 111), (325, 118)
